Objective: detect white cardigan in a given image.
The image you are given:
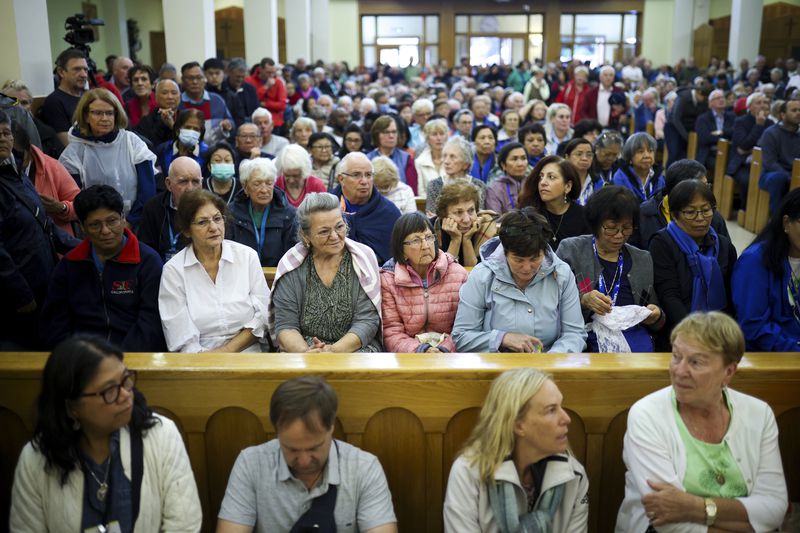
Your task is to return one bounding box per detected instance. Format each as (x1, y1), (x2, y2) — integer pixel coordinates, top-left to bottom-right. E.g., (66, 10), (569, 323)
(615, 386), (787, 533)
(10, 414), (202, 532)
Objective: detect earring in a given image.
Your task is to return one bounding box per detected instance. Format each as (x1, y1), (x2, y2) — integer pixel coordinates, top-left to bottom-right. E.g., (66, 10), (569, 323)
(71, 417), (80, 431)
(564, 193), (568, 204)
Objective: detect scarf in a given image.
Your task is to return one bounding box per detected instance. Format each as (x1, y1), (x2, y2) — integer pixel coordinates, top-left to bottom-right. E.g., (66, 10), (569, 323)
(488, 475), (565, 533)
(665, 222), (727, 312)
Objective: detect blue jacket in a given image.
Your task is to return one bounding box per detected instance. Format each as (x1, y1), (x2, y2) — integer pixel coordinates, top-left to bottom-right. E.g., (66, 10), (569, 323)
(634, 104), (657, 133)
(694, 109), (735, 165)
(732, 241), (800, 351)
(332, 185), (401, 266)
(611, 164), (665, 202)
(39, 229), (166, 351)
(229, 188), (298, 267)
(451, 238), (587, 353)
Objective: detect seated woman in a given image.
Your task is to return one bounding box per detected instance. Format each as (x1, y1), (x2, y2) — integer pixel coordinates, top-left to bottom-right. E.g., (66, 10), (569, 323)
(269, 192), (383, 353)
(309, 132), (340, 186)
(372, 155), (416, 214)
(425, 135), (487, 213)
(289, 116), (316, 151)
(495, 109), (521, 152)
(471, 124), (502, 184)
(611, 132), (664, 202)
(518, 123), (547, 167)
(732, 188), (800, 351)
(485, 142), (530, 215)
(154, 108), (208, 176)
(556, 186), (665, 353)
(10, 335), (201, 531)
(230, 158), (298, 267)
(518, 155), (589, 249)
(434, 182), (497, 267)
(367, 115), (418, 193)
(159, 189), (270, 352)
(591, 130), (623, 184)
(59, 88), (157, 228)
(444, 368), (589, 531)
(616, 312), (787, 532)
(274, 143), (327, 209)
(564, 138), (602, 206)
(413, 118), (448, 198)
(203, 142), (241, 204)
(452, 208), (586, 353)
(380, 212), (468, 353)
(649, 180), (736, 336)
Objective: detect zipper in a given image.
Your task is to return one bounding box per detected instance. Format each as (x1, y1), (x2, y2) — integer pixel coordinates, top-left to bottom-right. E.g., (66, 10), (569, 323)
(98, 268), (111, 341)
(422, 288), (429, 331)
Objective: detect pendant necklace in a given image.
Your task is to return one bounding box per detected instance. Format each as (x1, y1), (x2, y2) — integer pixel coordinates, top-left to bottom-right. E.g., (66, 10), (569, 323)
(84, 457), (111, 502)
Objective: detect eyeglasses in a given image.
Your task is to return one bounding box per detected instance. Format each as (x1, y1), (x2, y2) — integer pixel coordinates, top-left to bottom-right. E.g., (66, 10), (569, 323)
(85, 215), (123, 233)
(403, 234), (436, 248)
(312, 144), (333, 151)
(340, 172), (374, 180)
(679, 207), (714, 220)
(380, 129), (398, 136)
(315, 222), (348, 240)
(89, 110), (115, 118)
(80, 370), (137, 404)
(601, 224), (634, 236)
(183, 75), (204, 82)
(192, 214), (226, 228)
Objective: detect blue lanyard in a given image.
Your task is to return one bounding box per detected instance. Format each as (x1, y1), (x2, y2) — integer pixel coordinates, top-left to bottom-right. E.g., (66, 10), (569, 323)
(250, 204), (269, 255)
(592, 237), (624, 305)
(505, 182), (516, 209)
(167, 218), (179, 252)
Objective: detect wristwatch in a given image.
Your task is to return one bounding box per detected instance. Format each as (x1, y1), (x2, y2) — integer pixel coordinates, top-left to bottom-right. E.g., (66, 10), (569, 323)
(704, 497), (717, 526)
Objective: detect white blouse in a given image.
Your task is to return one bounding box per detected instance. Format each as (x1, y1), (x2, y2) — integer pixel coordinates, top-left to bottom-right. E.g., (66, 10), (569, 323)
(158, 240), (270, 352)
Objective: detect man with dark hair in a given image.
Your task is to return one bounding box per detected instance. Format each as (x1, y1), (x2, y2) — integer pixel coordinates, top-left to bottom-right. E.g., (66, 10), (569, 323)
(666, 83), (710, 167)
(39, 184), (166, 351)
(217, 375), (397, 533)
(204, 57), (246, 127)
(40, 49), (90, 146)
(179, 61), (234, 145)
(244, 57), (287, 135)
(758, 99), (800, 214)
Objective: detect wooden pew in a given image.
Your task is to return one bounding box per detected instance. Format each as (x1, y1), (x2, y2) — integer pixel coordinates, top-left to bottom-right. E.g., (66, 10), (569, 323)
(645, 121), (655, 137)
(790, 159), (800, 191)
(713, 139), (735, 220)
(744, 148), (764, 233)
(1, 353), (798, 533)
(628, 113), (635, 134)
(686, 131), (698, 161)
(415, 196), (426, 213)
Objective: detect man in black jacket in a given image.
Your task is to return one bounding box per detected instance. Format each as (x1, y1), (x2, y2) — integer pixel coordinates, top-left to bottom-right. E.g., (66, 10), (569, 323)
(725, 92), (773, 206)
(666, 84), (709, 168)
(694, 89), (735, 172)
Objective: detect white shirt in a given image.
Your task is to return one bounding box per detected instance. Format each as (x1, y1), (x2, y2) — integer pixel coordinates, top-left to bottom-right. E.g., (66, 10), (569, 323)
(597, 85), (612, 126)
(159, 239), (270, 352)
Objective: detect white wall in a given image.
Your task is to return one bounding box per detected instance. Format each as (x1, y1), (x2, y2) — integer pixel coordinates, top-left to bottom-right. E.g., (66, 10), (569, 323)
(328, 0), (359, 66)
(641, 0), (674, 67)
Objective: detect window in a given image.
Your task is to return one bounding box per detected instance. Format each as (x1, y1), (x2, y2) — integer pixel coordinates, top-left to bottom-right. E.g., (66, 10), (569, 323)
(361, 15), (439, 68)
(455, 14), (544, 66)
(560, 12), (639, 67)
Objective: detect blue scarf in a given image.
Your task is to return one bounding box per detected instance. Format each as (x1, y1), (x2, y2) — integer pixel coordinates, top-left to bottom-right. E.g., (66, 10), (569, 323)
(471, 153), (495, 183)
(666, 222), (727, 312)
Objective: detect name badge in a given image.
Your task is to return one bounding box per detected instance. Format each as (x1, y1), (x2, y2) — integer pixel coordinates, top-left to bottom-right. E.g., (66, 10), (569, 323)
(84, 521), (122, 533)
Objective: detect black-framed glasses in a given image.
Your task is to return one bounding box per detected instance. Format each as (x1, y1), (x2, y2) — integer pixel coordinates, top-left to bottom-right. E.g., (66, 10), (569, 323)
(601, 225), (634, 237)
(679, 207), (714, 220)
(81, 370), (137, 404)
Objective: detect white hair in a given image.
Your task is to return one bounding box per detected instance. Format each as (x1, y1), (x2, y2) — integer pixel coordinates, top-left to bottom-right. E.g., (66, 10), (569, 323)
(239, 157), (277, 187)
(746, 92), (765, 107)
(337, 151), (372, 176)
(600, 65), (616, 76)
(251, 107), (271, 124)
(359, 97), (376, 115)
(411, 98), (434, 115)
(276, 144), (312, 179)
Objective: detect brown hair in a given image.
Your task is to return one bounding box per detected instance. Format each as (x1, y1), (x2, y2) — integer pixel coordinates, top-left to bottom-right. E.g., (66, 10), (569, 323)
(518, 155), (581, 211)
(175, 189), (228, 236)
(73, 88), (128, 136)
(269, 376), (338, 432)
(670, 311), (745, 366)
(436, 182), (480, 221)
(370, 115), (395, 147)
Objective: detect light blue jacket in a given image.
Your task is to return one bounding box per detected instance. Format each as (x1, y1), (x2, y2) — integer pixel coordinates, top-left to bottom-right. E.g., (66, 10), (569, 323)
(452, 238), (587, 353)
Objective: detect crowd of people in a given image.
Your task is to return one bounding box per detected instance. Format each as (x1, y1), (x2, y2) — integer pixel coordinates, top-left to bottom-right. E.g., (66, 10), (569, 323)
(0, 46), (798, 531)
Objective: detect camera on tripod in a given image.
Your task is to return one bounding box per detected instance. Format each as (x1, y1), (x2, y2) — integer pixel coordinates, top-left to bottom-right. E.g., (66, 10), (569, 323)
(64, 13), (105, 48)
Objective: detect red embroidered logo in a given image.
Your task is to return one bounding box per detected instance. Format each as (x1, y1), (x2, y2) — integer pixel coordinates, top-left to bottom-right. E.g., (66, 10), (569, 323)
(578, 276), (593, 294)
(110, 280), (134, 295)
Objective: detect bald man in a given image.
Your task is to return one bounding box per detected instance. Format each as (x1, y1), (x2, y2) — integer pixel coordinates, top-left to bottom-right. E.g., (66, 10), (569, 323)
(137, 156), (203, 261)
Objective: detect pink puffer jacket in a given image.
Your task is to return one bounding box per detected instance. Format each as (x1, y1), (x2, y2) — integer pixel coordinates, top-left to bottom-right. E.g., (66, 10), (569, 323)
(380, 252), (468, 352)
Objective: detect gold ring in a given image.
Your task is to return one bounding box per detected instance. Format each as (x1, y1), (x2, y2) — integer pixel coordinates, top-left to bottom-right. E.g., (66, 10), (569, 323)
(647, 511), (655, 520)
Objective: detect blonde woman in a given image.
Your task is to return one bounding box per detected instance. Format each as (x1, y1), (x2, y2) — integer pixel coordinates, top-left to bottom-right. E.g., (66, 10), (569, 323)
(372, 156), (416, 214)
(414, 118), (449, 198)
(444, 368), (589, 532)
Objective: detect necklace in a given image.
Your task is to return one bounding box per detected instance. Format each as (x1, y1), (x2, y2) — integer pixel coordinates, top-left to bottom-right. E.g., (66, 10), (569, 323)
(84, 456), (111, 502)
(549, 211), (565, 242)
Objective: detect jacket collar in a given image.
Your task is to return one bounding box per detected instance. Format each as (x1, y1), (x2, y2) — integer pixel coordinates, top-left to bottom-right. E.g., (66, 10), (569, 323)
(494, 453), (577, 492)
(382, 251), (452, 287)
(66, 227), (141, 264)
(183, 239), (235, 267)
(480, 238), (556, 286)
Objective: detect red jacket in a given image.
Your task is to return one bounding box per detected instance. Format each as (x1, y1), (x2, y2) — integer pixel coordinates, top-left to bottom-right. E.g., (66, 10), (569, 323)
(580, 84), (626, 124)
(380, 252), (468, 352)
(29, 145), (80, 235)
(245, 69), (287, 126)
(555, 81), (590, 126)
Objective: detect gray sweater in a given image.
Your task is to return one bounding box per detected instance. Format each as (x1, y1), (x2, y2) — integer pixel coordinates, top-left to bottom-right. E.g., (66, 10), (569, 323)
(758, 123), (800, 173)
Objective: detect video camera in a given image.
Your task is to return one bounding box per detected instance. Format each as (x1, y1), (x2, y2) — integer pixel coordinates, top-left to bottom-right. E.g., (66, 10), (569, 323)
(64, 13), (104, 48)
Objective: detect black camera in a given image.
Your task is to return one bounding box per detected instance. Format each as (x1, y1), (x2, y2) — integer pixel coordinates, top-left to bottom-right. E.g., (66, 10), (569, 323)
(64, 13), (104, 48)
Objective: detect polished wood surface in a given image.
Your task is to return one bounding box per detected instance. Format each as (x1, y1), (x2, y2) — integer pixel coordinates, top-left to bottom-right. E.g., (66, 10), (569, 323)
(686, 131), (698, 161)
(744, 147), (763, 232)
(790, 158), (800, 191)
(1, 352), (798, 533)
(713, 139), (734, 220)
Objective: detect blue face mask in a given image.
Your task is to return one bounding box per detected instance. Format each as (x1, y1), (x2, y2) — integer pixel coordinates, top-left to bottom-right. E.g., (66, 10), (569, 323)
(178, 128), (201, 147)
(210, 162), (235, 181)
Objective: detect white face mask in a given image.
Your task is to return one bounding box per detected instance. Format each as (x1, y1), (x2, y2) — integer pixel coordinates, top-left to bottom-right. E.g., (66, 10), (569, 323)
(178, 128), (201, 147)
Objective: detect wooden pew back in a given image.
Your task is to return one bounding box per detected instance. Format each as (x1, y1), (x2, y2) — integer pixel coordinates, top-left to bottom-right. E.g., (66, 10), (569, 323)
(687, 131), (698, 161)
(790, 159), (800, 191)
(744, 147), (763, 233)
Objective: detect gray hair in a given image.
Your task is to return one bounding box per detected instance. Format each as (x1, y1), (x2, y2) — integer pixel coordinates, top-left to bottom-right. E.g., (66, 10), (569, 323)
(443, 135), (473, 169)
(371, 156), (400, 189)
(252, 107), (271, 123)
(595, 130), (624, 150)
(291, 117), (317, 137)
(239, 157), (278, 188)
(337, 151), (372, 176)
(337, 95), (353, 108)
(1, 79), (30, 93)
(296, 192), (341, 238)
(228, 57), (247, 72)
(746, 91), (765, 107)
(276, 144), (312, 179)
(411, 98), (434, 115)
(298, 73), (311, 83)
(621, 132), (657, 162)
(454, 109), (474, 123)
(599, 65), (616, 76)
(155, 78), (180, 92)
(423, 118), (449, 139)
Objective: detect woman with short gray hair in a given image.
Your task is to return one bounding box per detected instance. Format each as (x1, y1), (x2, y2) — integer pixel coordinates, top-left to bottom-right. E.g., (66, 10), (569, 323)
(611, 132), (664, 202)
(268, 192), (383, 353)
(414, 118), (449, 197)
(229, 158), (298, 266)
(275, 143), (327, 209)
(425, 135), (487, 213)
(289, 117), (317, 150)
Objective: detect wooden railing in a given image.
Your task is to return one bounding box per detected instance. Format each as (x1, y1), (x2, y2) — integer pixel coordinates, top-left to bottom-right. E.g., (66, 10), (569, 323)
(0, 352), (798, 533)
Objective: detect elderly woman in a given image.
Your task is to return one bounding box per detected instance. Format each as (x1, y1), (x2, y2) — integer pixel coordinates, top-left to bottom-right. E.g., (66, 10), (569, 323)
(59, 88), (157, 228)
(544, 103), (573, 155)
(158, 189), (270, 352)
(616, 312), (787, 532)
(203, 142), (241, 204)
(519, 123), (547, 167)
(308, 132), (340, 186)
(591, 130), (623, 184)
(518, 155), (589, 249)
(275, 143), (327, 207)
(425, 135), (488, 213)
(556, 66), (590, 126)
(471, 124), (501, 184)
(367, 115), (418, 193)
(452, 208), (587, 353)
(496, 110), (521, 152)
(155, 108), (208, 176)
(269, 192), (383, 352)
(520, 99), (548, 127)
(230, 158), (298, 267)
(445, 368), (588, 531)
(434, 183), (497, 267)
(612, 132), (664, 202)
(10, 335), (201, 531)
(372, 156), (416, 214)
(380, 212), (468, 353)
(289, 116), (316, 150)
(564, 138), (602, 206)
(649, 180), (736, 336)
(414, 118), (448, 198)
(485, 142), (530, 214)
(124, 64), (157, 127)
(557, 186), (665, 352)
(732, 188), (800, 351)
(523, 66), (551, 102)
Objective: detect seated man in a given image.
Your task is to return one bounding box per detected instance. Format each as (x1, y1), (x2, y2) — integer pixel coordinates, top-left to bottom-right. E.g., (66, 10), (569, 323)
(252, 107), (289, 158)
(235, 122), (272, 174)
(694, 89), (735, 172)
(179, 61), (234, 145)
(39, 184), (166, 351)
(758, 99), (800, 214)
(332, 152), (401, 265)
(134, 78), (181, 148)
(217, 376), (397, 533)
(725, 92), (773, 206)
(137, 156), (203, 262)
